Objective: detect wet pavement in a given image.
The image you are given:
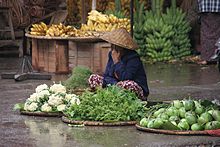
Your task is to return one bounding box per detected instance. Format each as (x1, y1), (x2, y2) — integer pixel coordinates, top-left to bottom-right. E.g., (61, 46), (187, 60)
(0, 57), (220, 147)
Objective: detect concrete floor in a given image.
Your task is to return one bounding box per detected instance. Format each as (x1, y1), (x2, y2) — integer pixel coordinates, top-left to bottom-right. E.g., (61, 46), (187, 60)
(0, 57), (220, 147)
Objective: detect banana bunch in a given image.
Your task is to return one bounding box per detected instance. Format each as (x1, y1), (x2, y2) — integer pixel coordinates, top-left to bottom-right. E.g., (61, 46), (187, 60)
(82, 10), (130, 32)
(29, 22), (99, 37)
(134, 1), (146, 56)
(134, 3), (191, 62)
(144, 16), (174, 62)
(121, 0), (130, 16)
(74, 29), (100, 37)
(66, 0), (81, 25)
(77, 0), (82, 22)
(163, 8), (191, 59)
(66, 27), (78, 37)
(30, 22), (48, 36)
(134, 23), (145, 56)
(30, 10), (130, 38)
(145, 34), (173, 62)
(135, 11), (174, 62)
(45, 23), (76, 37)
(97, 0), (109, 12)
(106, 2), (115, 11)
(30, 22), (77, 37)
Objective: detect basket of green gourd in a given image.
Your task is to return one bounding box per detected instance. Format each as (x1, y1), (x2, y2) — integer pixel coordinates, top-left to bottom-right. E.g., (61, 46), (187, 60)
(136, 99), (220, 136)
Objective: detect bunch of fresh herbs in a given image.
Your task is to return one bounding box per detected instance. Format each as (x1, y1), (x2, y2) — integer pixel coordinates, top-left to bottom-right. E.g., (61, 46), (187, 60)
(64, 86), (145, 121)
(64, 66), (92, 90)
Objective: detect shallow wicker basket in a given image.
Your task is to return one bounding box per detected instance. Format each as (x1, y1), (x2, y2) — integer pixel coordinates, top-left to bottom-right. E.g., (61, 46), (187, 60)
(25, 33), (102, 42)
(136, 124), (209, 136)
(72, 88), (87, 95)
(20, 111), (63, 117)
(61, 116), (137, 126)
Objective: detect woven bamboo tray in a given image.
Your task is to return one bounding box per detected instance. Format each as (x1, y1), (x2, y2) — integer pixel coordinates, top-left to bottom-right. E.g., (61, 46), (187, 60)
(25, 33), (102, 42)
(68, 88), (86, 95)
(20, 111), (63, 117)
(68, 88), (94, 95)
(136, 124), (209, 135)
(62, 116), (137, 126)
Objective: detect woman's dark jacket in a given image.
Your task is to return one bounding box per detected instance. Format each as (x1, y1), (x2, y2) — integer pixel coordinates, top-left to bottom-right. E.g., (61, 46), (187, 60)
(103, 50), (149, 97)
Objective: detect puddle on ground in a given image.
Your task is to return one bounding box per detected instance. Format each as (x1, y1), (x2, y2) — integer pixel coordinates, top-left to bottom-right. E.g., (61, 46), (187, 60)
(145, 63), (220, 87)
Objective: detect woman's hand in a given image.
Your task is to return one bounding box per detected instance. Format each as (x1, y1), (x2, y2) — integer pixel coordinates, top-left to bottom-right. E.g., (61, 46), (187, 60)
(111, 50), (120, 64)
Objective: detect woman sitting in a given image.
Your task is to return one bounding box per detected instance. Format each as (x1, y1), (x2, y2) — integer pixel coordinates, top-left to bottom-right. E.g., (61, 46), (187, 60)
(88, 28), (149, 100)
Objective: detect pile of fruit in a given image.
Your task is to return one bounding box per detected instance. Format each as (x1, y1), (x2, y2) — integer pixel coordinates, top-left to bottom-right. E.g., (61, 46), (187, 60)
(30, 22), (48, 36)
(134, 0), (191, 62)
(29, 10), (130, 37)
(66, 0), (81, 25)
(30, 22), (77, 37)
(139, 99), (220, 131)
(81, 10), (130, 32)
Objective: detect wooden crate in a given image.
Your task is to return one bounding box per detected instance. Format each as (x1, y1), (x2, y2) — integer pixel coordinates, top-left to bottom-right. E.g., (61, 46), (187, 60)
(32, 38), (69, 73)
(69, 41), (110, 74)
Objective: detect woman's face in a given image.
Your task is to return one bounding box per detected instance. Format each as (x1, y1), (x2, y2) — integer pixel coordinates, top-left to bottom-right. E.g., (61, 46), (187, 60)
(111, 44), (117, 52)
(111, 44), (121, 64)
(111, 44), (127, 58)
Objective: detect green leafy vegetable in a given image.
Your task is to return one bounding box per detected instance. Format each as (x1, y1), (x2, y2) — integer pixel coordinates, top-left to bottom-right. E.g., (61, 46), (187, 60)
(13, 103), (24, 111)
(64, 66), (92, 90)
(64, 86), (145, 121)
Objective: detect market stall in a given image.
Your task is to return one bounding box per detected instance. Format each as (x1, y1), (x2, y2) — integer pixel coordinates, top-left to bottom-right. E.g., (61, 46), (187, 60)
(26, 9), (130, 74)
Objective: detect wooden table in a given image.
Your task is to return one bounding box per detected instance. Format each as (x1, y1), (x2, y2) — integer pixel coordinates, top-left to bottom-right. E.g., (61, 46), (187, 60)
(26, 34), (110, 74)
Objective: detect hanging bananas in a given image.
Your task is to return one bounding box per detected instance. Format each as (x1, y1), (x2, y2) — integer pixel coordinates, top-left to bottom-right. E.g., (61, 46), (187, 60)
(66, 0), (81, 25)
(134, 1), (191, 62)
(163, 8), (191, 59)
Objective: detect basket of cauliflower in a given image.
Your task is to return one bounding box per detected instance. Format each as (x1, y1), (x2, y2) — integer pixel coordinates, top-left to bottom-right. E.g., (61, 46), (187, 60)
(14, 83), (80, 117)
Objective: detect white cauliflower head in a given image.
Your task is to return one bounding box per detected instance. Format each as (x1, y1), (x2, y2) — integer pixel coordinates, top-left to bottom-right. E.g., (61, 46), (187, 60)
(65, 94), (78, 101)
(70, 97), (81, 105)
(49, 83), (66, 94)
(41, 103), (52, 112)
(27, 93), (39, 102)
(35, 84), (48, 93)
(48, 94), (63, 106)
(57, 104), (66, 111)
(26, 102), (38, 111)
(37, 90), (50, 99)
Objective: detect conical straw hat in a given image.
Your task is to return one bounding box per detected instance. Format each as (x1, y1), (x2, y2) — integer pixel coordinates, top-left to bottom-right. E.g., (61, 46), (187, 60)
(100, 28), (139, 50)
